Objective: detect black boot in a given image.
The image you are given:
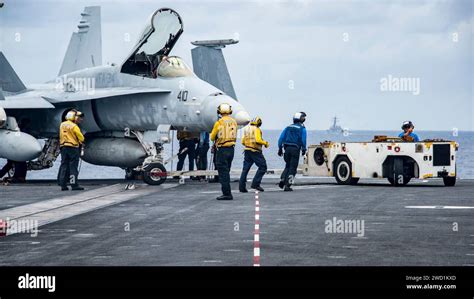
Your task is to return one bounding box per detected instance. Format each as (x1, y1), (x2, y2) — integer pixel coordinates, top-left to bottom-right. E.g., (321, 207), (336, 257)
(278, 181), (285, 189)
(216, 194), (233, 200)
(284, 186), (293, 192)
(71, 185), (85, 191)
(252, 185), (264, 192)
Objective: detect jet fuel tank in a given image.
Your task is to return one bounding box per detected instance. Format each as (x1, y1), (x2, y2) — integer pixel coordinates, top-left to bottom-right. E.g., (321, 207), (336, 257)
(0, 130), (43, 161)
(0, 107), (42, 161)
(82, 137), (147, 168)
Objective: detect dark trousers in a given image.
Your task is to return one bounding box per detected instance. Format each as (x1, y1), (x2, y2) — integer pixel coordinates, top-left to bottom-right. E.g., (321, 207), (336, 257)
(196, 143), (210, 170)
(58, 146), (80, 187)
(0, 160), (14, 178)
(0, 160), (27, 182)
(177, 140), (196, 171)
(280, 146), (300, 187)
(239, 150), (267, 190)
(210, 145), (219, 182)
(216, 146), (234, 196)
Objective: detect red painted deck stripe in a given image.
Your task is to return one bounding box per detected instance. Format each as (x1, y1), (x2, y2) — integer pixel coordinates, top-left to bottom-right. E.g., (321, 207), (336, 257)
(253, 191), (260, 267)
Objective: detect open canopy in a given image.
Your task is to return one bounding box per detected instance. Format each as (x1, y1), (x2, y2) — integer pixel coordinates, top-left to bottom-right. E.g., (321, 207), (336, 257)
(121, 8), (183, 77)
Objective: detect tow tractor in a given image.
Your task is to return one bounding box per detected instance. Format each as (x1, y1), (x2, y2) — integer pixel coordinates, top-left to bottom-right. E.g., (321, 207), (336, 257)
(301, 136), (458, 186)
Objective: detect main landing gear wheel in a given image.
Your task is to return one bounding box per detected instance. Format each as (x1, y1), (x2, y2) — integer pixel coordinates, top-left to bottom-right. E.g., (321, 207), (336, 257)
(142, 162), (167, 185)
(334, 156), (359, 185)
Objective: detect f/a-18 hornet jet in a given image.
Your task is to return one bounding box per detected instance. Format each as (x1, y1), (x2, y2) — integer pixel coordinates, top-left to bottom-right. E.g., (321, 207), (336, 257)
(0, 7), (251, 185)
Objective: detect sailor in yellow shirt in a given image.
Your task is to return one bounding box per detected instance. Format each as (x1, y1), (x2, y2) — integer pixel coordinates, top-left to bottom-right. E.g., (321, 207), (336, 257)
(58, 110), (85, 191)
(239, 116), (269, 192)
(210, 103), (237, 200)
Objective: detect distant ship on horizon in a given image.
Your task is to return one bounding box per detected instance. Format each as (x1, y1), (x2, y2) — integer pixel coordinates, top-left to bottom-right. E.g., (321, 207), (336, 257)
(327, 116), (344, 134)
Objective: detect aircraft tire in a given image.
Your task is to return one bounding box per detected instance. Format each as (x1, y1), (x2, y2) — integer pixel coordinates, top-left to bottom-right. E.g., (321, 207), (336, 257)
(143, 162), (167, 185)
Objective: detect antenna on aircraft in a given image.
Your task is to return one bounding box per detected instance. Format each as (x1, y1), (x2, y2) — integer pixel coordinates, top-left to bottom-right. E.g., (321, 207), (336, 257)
(191, 39), (238, 49)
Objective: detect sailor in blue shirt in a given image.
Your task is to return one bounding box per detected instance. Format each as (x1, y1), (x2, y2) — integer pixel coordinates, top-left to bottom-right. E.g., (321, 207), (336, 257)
(278, 112), (307, 191)
(196, 131), (210, 174)
(399, 121), (420, 142)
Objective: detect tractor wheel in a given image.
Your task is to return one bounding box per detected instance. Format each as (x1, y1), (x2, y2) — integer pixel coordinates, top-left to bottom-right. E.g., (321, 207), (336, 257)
(334, 156), (358, 185)
(388, 158), (411, 186)
(443, 176), (456, 187)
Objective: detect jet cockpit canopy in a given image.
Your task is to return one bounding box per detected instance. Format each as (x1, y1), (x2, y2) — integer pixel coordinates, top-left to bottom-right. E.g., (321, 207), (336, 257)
(121, 8), (183, 77)
(157, 56), (194, 78)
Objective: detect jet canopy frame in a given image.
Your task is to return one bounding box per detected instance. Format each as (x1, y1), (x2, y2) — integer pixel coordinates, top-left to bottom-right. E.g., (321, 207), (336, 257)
(121, 8), (184, 78)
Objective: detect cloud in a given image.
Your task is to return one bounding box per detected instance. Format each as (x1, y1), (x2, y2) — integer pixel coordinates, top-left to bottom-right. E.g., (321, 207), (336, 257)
(0, 0), (472, 130)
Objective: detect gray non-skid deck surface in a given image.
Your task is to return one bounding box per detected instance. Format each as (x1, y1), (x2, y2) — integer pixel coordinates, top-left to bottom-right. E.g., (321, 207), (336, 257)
(0, 180), (122, 211)
(0, 178), (473, 266)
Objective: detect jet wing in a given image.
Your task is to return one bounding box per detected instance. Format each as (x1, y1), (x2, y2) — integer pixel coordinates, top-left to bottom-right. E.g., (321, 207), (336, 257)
(0, 94), (56, 109)
(0, 87), (170, 109)
(43, 87), (171, 104)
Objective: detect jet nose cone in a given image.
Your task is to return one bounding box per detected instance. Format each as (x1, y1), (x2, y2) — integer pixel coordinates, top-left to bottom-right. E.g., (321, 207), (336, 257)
(201, 94), (250, 129)
(234, 110), (251, 126)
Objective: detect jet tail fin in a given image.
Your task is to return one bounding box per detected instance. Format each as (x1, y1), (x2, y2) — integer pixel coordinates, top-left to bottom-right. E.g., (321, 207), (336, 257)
(0, 52), (27, 93)
(58, 6), (102, 76)
(191, 39), (238, 100)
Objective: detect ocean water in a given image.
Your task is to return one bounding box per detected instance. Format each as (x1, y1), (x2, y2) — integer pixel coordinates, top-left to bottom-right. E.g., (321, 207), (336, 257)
(1, 130), (473, 180)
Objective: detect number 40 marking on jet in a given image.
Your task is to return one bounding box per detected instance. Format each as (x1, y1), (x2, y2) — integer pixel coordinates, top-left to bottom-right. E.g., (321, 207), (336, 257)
(177, 90), (188, 101)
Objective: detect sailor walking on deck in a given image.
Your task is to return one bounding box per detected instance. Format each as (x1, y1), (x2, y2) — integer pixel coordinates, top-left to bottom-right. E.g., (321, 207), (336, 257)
(278, 112), (307, 191)
(239, 116), (269, 193)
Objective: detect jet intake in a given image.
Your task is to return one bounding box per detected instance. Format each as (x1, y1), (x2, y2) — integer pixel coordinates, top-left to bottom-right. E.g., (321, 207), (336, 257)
(234, 110), (251, 126)
(82, 137), (147, 168)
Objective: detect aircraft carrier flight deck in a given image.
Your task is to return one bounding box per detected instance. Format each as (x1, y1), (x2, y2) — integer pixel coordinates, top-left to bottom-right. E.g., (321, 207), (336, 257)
(1, 177), (473, 266)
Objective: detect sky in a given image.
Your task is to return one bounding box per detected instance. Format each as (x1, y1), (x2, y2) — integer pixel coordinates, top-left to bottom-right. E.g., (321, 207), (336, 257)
(0, 0), (472, 131)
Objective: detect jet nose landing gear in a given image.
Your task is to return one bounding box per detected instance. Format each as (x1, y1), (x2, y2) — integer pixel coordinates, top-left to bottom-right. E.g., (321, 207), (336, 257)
(128, 126), (171, 186)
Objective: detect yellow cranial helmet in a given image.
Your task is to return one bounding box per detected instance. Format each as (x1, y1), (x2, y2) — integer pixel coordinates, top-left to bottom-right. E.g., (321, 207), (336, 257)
(65, 110), (77, 121)
(65, 109), (84, 122)
(250, 116), (262, 127)
(217, 103), (232, 115)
